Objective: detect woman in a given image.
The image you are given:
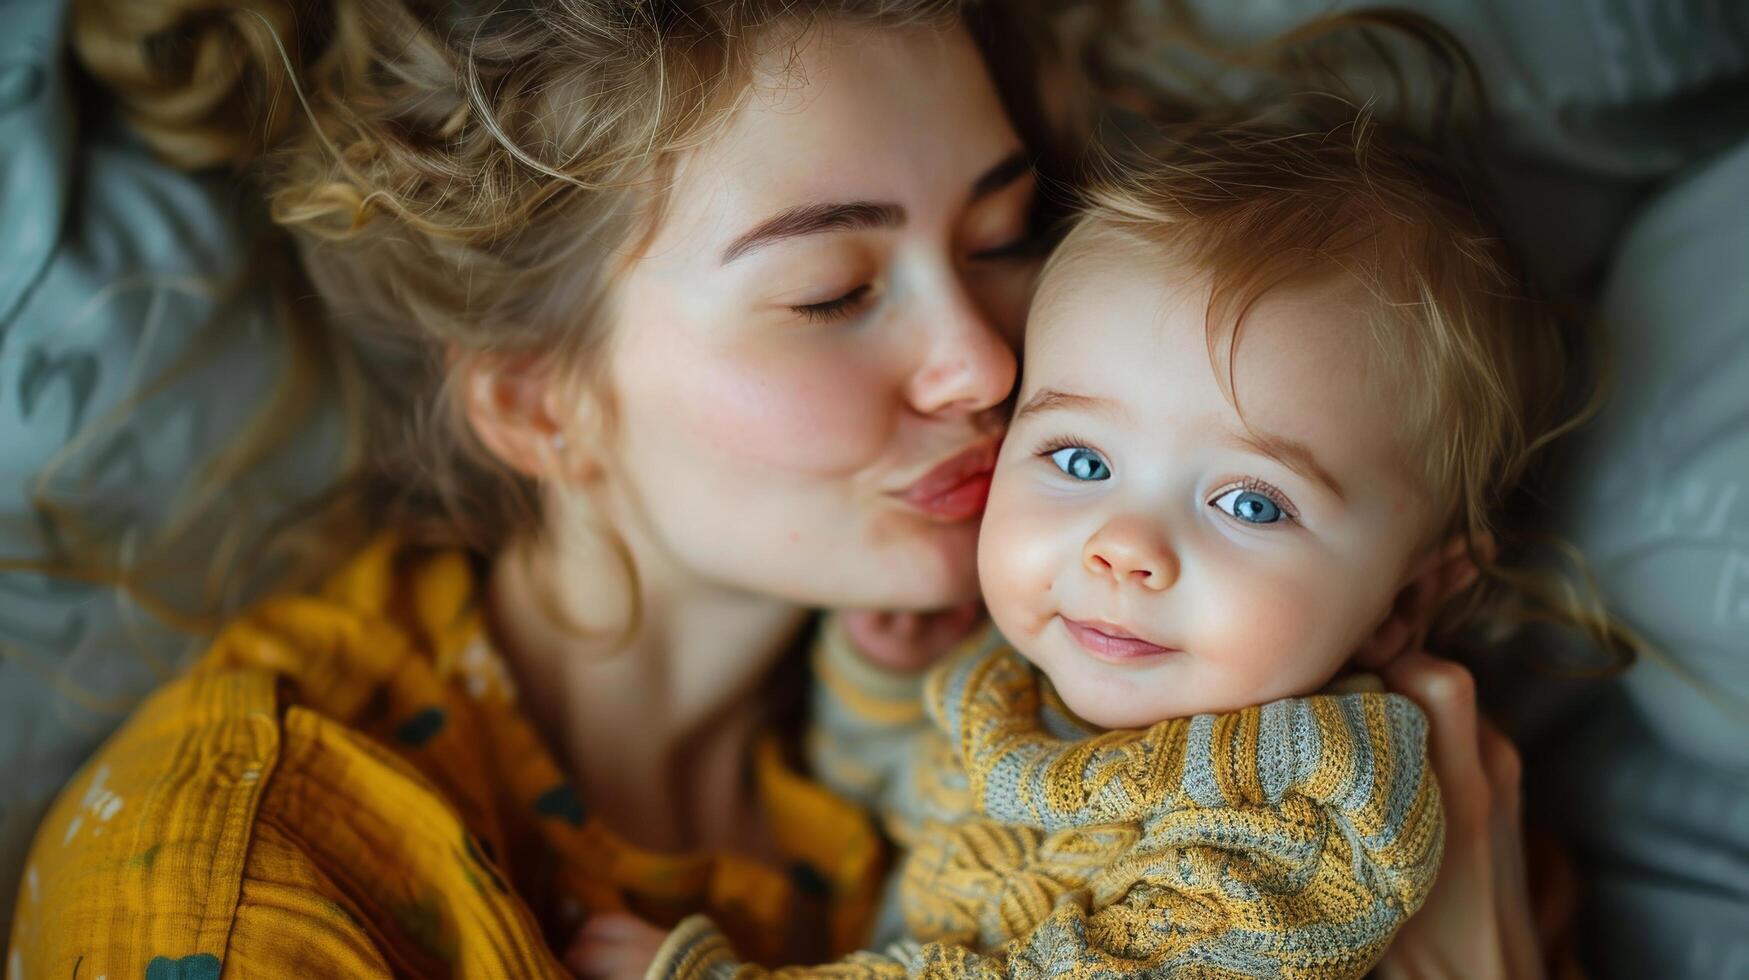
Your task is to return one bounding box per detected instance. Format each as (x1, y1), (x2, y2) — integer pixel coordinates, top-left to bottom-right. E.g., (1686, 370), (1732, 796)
(7, 0), (1540, 976)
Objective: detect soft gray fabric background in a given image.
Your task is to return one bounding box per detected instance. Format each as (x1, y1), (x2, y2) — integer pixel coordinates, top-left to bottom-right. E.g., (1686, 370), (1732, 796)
(0, 0), (341, 946)
(1532, 133), (1749, 977)
(2, 0), (1745, 972)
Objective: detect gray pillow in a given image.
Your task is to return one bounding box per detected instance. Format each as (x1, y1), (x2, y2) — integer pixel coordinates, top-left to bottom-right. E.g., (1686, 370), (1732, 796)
(1110, 0), (1749, 289)
(1531, 135), (1749, 978)
(1573, 135), (1749, 769)
(0, 0), (337, 939)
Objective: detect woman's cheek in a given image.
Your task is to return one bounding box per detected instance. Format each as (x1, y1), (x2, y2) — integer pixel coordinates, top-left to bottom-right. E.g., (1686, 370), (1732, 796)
(970, 263), (1040, 349)
(669, 341), (896, 477)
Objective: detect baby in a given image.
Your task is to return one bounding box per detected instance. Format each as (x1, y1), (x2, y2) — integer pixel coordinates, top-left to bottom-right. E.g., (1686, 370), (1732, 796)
(581, 111), (1587, 979)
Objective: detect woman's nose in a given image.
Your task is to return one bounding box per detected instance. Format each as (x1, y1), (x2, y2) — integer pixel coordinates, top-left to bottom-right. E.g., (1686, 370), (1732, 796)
(1083, 515), (1179, 592)
(904, 283), (1018, 418)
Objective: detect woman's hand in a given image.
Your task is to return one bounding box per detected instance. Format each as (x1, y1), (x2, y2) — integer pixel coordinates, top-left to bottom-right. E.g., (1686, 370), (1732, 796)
(838, 600), (985, 673)
(564, 912), (668, 980)
(1376, 650), (1544, 980)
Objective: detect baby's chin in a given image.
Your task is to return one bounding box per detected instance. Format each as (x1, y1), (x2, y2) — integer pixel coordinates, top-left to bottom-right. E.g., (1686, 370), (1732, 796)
(1037, 663), (1198, 731)
(1000, 613), (1221, 728)
(1046, 658), (1358, 729)
(1059, 691), (1185, 730)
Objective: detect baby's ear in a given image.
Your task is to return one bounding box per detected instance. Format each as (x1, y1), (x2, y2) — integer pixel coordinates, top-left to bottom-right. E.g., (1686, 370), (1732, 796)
(1353, 534), (1490, 669)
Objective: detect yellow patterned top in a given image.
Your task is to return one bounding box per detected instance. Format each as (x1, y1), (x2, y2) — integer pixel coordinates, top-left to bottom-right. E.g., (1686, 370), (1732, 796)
(6, 535), (886, 979)
(652, 622), (1444, 978)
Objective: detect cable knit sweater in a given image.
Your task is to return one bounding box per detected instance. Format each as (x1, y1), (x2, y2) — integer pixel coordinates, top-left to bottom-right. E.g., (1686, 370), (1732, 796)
(649, 622), (1443, 979)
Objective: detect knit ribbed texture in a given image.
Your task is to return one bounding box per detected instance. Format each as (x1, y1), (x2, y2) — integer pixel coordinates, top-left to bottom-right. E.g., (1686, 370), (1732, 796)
(650, 624), (1443, 979)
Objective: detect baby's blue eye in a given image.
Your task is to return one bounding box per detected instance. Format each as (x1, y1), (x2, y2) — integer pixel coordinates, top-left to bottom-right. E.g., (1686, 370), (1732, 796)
(1213, 488), (1286, 524)
(1048, 447), (1111, 481)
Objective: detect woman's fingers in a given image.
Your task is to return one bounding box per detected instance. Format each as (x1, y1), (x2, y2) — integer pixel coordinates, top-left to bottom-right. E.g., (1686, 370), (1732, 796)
(1478, 716), (1538, 979)
(840, 601), (984, 672)
(1383, 650), (1490, 835)
(917, 600), (983, 650)
(1478, 718), (1523, 822)
(564, 913), (668, 980)
(1375, 650), (1545, 979)
(576, 912), (657, 942)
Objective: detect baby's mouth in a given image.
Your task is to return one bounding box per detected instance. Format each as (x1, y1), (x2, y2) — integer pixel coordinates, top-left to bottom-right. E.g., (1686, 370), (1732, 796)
(1058, 616), (1179, 663)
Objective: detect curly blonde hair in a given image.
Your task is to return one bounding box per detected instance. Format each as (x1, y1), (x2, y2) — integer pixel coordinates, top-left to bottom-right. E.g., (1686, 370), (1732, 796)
(62, 0), (1062, 608)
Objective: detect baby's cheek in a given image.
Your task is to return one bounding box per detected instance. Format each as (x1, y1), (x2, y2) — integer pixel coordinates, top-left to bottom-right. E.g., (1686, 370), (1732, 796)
(978, 484), (1060, 639)
(1208, 560), (1344, 701)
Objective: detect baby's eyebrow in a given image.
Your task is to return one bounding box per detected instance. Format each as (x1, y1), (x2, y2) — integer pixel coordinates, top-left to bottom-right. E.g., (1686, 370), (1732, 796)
(1227, 430), (1347, 502)
(1014, 388), (1128, 422)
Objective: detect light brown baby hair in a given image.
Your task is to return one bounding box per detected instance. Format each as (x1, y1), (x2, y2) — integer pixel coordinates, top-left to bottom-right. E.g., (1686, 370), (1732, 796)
(1043, 103), (1636, 668)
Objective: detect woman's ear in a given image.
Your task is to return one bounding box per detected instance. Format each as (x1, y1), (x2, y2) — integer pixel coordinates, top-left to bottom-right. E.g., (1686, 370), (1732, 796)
(457, 351), (598, 483)
(1354, 533), (1492, 669)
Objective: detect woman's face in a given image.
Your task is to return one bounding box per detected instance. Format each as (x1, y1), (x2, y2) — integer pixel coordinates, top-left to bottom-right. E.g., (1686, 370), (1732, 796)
(592, 24), (1038, 610)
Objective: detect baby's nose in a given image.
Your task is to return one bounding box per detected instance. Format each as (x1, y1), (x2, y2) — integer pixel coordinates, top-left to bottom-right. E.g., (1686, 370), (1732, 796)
(1083, 516), (1178, 591)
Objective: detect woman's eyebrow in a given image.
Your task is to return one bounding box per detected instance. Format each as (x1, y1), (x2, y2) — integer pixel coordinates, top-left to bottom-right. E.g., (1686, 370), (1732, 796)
(718, 152), (1028, 265)
(721, 202), (903, 263)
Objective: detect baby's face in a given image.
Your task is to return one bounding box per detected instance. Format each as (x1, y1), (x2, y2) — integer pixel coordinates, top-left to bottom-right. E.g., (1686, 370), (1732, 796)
(979, 240), (1441, 728)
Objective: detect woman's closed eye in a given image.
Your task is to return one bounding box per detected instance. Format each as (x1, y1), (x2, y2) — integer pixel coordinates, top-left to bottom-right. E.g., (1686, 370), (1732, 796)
(791, 284), (872, 323)
(970, 232), (1050, 263)
(1210, 479), (1298, 527)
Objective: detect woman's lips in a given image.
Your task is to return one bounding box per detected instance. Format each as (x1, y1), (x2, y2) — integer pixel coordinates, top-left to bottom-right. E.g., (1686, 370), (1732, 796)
(895, 440), (1000, 522)
(1060, 617), (1179, 663)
